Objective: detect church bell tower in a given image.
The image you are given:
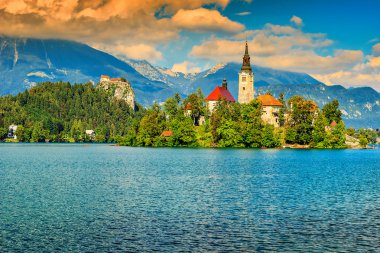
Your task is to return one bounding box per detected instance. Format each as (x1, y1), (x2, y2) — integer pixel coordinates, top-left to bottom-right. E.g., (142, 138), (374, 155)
(238, 41), (254, 104)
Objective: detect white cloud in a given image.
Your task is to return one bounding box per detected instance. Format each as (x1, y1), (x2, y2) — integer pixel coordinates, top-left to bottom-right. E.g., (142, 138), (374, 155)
(172, 61), (201, 73)
(290, 15), (303, 26)
(236, 12), (251, 16)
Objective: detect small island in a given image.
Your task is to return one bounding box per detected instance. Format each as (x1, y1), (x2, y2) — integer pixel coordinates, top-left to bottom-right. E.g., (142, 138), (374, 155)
(0, 43), (378, 149)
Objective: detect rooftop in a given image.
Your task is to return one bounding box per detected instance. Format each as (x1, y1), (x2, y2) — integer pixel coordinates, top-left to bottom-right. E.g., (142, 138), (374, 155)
(257, 94), (283, 106)
(205, 86), (235, 102)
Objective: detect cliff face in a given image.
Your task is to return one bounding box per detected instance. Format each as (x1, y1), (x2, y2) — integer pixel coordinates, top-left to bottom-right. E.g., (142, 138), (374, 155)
(97, 80), (135, 110)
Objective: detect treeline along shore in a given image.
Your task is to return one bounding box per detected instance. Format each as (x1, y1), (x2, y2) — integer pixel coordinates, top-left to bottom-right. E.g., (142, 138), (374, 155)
(0, 81), (378, 148)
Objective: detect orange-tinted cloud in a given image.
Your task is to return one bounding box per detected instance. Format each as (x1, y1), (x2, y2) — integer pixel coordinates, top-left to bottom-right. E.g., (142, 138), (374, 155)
(372, 43), (380, 55)
(0, 0), (237, 60)
(172, 8), (244, 33)
(290, 15), (303, 26)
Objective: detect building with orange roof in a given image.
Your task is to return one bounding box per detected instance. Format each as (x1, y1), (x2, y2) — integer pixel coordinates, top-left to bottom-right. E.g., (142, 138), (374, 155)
(161, 130), (173, 137)
(257, 94), (284, 127)
(205, 78), (235, 113)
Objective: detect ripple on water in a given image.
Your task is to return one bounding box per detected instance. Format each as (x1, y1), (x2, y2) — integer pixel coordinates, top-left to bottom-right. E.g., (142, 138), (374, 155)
(0, 144), (379, 252)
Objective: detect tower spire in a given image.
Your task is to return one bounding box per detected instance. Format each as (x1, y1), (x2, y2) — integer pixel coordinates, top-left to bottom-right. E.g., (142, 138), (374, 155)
(241, 41), (252, 71)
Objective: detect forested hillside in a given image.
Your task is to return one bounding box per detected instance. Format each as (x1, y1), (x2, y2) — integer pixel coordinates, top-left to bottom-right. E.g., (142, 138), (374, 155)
(0, 82), (140, 142)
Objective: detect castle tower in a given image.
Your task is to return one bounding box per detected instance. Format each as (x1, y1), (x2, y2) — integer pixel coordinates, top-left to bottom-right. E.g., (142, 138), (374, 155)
(238, 41), (254, 104)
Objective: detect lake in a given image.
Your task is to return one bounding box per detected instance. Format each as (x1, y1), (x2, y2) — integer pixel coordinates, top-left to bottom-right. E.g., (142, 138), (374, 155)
(0, 144), (379, 252)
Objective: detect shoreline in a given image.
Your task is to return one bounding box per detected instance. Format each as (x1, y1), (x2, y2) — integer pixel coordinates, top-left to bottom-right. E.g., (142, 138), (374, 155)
(1, 141), (376, 150)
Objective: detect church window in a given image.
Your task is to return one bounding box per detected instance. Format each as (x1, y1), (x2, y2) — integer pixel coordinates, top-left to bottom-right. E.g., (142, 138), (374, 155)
(243, 87), (245, 90)
(242, 76), (246, 82)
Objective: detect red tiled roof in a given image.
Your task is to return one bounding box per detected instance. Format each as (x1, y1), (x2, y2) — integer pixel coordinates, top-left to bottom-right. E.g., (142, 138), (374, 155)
(330, 120), (337, 127)
(101, 75), (110, 79)
(184, 103), (191, 110)
(205, 86), (235, 102)
(257, 94), (283, 106)
(161, 130), (173, 137)
(110, 77), (121, 81)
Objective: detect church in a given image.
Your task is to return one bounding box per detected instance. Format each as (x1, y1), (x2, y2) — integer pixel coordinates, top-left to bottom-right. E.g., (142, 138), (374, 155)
(204, 41), (284, 127)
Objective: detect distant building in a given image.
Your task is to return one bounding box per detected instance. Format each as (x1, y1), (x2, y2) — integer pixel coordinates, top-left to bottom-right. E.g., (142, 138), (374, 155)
(257, 94), (284, 127)
(238, 41), (255, 104)
(100, 75), (110, 82)
(205, 78), (235, 113)
(85, 130), (95, 140)
(161, 130), (173, 137)
(183, 103), (192, 117)
(98, 75), (135, 110)
(8, 125), (18, 139)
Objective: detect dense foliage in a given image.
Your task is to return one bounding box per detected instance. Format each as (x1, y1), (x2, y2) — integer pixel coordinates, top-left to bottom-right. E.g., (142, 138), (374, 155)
(0, 82), (377, 148)
(0, 82), (139, 142)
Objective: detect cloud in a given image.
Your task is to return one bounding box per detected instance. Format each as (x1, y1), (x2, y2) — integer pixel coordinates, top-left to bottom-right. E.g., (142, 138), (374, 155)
(367, 56), (380, 68)
(188, 22), (380, 89)
(312, 72), (380, 89)
(372, 43), (380, 55)
(236, 12), (251, 16)
(172, 61), (201, 73)
(172, 8), (244, 33)
(94, 43), (163, 62)
(0, 0), (236, 61)
(190, 24), (334, 62)
(290, 15), (303, 26)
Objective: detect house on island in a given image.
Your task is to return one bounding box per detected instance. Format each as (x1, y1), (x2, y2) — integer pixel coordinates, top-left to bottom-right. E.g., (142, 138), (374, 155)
(85, 130), (96, 140)
(183, 103), (192, 117)
(205, 78), (235, 113)
(8, 124), (18, 139)
(257, 94), (284, 127)
(161, 130), (173, 137)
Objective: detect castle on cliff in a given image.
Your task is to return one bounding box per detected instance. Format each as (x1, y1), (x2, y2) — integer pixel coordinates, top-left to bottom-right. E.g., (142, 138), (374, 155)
(98, 75), (135, 110)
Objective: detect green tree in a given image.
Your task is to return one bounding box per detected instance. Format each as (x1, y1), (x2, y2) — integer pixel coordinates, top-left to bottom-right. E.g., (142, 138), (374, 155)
(286, 96), (317, 145)
(322, 99), (342, 124)
(311, 113), (328, 148)
(0, 127), (7, 140)
(164, 97), (180, 119)
(359, 136), (368, 148)
(261, 124), (280, 148)
(278, 92), (286, 127)
(216, 119), (243, 147)
(327, 121), (346, 148)
(182, 89), (205, 126)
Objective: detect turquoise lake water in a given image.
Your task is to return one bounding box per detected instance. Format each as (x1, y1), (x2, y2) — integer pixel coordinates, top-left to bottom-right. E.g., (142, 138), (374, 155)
(0, 144), (379, 252)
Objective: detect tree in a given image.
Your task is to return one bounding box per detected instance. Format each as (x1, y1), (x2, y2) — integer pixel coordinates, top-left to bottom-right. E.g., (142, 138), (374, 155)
(327, 121), (346, 148)
(182, 89), (205, 126)
(136, 104), (165, 146)
(31, 122), (48, 142)
(171, 116), (196, 146)
(322, 99), (342, 124)
(164, 97), (180, 119)
(0, 127), (7, 140)
(278, 92), (286, 127)
(312, 113), (328, 148)
(216, 119), (243, 147)
(359, 136), (368, 148)
(286, 96), (317, 145)
(261, 125), (280, 148)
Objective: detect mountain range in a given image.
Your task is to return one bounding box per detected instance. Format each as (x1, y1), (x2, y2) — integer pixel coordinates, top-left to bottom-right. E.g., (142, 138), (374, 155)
(1, 36), (379, 128)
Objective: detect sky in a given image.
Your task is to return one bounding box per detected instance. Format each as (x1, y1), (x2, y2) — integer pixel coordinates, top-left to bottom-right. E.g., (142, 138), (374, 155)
(1, 0), (380, 90)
